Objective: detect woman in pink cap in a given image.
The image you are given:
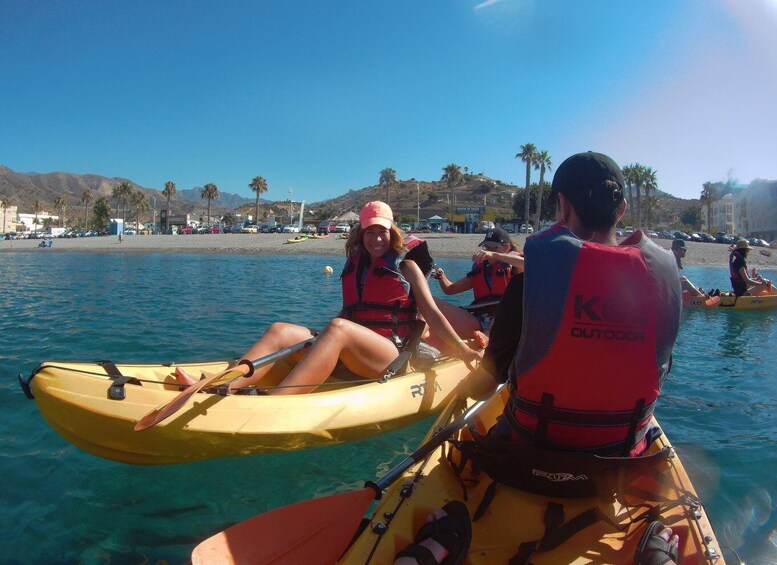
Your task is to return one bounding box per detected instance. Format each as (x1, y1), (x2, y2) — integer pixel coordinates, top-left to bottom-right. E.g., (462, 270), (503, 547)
(178, 201), (482, 395)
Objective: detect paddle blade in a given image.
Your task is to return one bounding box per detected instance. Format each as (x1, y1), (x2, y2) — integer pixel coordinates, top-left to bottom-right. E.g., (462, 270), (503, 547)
(134, 368), (240, 432)
(192, 487), (375, 565)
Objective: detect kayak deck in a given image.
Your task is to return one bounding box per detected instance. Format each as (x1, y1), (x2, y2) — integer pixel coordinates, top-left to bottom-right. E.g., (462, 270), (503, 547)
(341, 389), (724, 564)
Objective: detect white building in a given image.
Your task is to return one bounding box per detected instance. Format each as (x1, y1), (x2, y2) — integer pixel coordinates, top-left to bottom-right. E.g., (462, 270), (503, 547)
(17, 211), (59, 233)
(736, 179), (777, 241)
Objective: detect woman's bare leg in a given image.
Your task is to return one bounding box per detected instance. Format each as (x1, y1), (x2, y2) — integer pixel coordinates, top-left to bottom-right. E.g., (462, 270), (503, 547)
(228, 322), (316, 390)
(272, 318), (399, 395)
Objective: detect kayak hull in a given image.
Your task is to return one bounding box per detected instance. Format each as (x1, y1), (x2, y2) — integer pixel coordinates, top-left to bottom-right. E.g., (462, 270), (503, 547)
(341, 388), (724, 564)
(683, 290), (777, 310)
(25, 357), (469, 465)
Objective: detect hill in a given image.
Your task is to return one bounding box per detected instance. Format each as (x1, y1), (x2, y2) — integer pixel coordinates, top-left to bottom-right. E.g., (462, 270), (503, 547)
(1, 165), (701, 228)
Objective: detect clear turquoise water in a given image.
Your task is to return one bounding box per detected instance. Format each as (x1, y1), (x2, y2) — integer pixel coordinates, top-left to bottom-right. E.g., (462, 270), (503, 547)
(1, 254), (775, 563)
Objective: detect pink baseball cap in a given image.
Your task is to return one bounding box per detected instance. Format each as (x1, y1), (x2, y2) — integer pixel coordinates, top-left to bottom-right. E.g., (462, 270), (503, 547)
(359, 201), (394, 229)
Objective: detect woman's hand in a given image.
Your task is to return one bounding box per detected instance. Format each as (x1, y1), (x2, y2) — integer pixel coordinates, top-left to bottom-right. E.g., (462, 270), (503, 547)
(472, 250), (493, 264)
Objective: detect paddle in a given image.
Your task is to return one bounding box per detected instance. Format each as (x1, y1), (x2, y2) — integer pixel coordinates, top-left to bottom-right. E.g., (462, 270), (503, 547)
(134, 337), (316, 432)
(191, 384), (505, 564)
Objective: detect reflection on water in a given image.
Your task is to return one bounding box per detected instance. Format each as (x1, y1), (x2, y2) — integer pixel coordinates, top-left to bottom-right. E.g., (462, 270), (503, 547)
(0, 255), (775, 562)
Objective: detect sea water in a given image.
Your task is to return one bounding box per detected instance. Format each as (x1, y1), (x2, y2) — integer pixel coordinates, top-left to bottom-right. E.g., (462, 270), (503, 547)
(0, 254), (775, 564)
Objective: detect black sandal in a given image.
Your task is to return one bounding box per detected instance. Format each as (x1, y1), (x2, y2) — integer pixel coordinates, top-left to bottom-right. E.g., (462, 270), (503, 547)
(634, 521), (679, 565)
(395, 501), (472, 565)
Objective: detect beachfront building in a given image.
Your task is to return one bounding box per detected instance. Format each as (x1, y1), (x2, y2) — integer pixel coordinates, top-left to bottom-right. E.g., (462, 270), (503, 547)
(17, 211), (58, 234)
(703, 194), (735, 235)
(1, 204), (17, 234)
(735, 179), (777, 241)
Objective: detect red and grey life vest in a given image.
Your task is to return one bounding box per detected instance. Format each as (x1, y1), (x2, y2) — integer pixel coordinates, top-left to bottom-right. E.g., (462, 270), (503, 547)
(504, 225), (681, 456)
(469, 260), (516, 302)
(729, 250), (745, 282)
(340, 251), (418, 344)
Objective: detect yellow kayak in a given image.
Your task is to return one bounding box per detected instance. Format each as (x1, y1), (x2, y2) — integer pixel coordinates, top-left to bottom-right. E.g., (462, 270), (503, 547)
(341, 388), (724, 564)
(683, 287), (777, 310)
(285, 235), (308, 244)
(20, 354), (469, 465)
(191, 389), (724, 564)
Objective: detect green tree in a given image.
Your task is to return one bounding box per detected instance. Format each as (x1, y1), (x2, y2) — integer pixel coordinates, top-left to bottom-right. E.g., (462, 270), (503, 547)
(379, 167), (397, 206)
(80, 190), (93, 230)
(112, 182), (133, 228)
(642, 167), (658, 229)
(32, 199), (43, 233)
(0, 195), (10, 234)
(621, 164), (637, 228)
(680, 205), (701, 228)
(700, 182), (720, 232)
(201, 183), (220, 226)
(222, 212), (237, 226)
(622, 163), (648, 229)
(533, 150), (552, 231)
(130, 190), (149, 232)
(516, 143), (537, 226)
(249, 176), (268, 223)
(92, 197), (112, 229)
(53, 197), (66, 227)
(162, 180), (177, 234)
(441, 163), (462, 227)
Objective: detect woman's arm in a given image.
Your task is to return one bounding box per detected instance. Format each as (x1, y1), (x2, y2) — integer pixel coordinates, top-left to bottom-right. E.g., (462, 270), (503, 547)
(472, 250), (525, 272)
(401, 260), (483, 366)
(433, 267), (474, 295)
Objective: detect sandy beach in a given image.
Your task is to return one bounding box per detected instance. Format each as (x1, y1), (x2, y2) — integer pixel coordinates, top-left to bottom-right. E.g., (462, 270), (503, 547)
(2, 232), (776, 268)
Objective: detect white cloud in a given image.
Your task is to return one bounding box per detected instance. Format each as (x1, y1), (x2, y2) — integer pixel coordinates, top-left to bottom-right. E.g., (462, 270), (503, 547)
(474, 0), (508, 11)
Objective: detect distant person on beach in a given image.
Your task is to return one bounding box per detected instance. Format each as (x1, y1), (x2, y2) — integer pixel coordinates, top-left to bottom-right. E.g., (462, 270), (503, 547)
(432, 227), (524, 332)
(670, 239), (708, 297)
(396, 152), (682, 563)
(177, 201), (483, 394)
(729, 239), (772, 296)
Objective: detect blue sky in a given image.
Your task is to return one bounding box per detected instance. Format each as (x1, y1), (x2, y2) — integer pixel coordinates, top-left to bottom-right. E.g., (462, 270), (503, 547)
(1, 0), (775, 203)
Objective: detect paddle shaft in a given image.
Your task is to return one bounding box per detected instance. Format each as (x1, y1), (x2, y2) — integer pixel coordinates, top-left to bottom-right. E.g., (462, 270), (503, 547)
(134, 336), (316, 431)
(368, 383), (505, 494)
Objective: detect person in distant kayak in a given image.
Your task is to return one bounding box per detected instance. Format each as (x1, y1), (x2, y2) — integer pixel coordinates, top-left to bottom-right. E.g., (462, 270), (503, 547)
(431, 227), (524, 333)
(670, 238), (709, 297)
(177, 201), (482, 394)
(729, 239), (772, 296)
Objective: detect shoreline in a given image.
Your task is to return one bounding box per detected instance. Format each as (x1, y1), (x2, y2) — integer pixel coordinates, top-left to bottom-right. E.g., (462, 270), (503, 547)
(1, 232), (775, 267)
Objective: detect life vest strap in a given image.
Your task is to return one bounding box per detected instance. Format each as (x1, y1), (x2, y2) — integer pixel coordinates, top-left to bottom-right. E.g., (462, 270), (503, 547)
(510, 395), (655, 427)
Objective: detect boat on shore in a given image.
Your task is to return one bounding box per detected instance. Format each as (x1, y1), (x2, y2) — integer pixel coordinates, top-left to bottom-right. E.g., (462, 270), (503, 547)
(19, 352), (469, 465)
(285, 235), (308, 244)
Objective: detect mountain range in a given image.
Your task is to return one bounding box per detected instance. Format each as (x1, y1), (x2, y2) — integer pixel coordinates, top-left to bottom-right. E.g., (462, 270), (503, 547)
(0, 165), (696, 225)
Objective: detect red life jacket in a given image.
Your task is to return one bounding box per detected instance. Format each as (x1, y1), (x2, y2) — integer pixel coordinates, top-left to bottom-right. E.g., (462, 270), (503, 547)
(505, 226), (679, 456)
(340, 251), (418, 344)
(469, 260), (515, 302)
(729, 250), (745, 282)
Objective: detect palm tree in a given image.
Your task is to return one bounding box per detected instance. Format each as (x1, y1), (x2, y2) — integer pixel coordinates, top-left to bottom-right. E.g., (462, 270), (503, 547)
(0, 195), (10, 234)
(700, 182), (719, 233)
(32, 200), (43, 234)
(80, 190), (93, 230)
(441, 163), (462, 227)
(130, 190), (149, 232)
(249, 176), (268, 223)
(516, 143), (537, 228)
(53, 197), (66, 227)
(379, 167), (397, 206)
(201, 183), (220, 226)
(112, 182), (133, 229)
(642, 167), (658, 229)
(622, 164), (643, 229)
(533, 150), (552, 231)
(162, 180), (177, 234)
(92, 196), (112, 229)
